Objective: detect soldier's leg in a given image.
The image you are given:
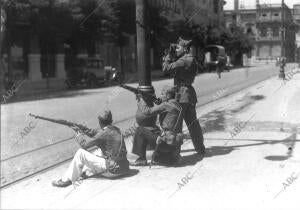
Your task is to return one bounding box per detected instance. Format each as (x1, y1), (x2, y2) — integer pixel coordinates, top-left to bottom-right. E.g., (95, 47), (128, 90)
(62, 149), (106, 182)
(169, 146), (181, 165)
(184, 104), (205, 154)
(132, 127), (158, 158)
(176, 104), (186, 133)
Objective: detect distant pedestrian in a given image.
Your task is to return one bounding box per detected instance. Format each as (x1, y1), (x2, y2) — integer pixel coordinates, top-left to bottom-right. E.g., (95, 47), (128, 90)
(162, 37), (205, 155)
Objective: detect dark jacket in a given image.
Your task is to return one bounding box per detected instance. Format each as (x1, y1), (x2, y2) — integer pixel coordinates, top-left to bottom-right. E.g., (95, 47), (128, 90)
(135, 97), (160, 134)
(138, 99), (182, 133)
(82, 125), (129, 175)
(162, 53), (198, 105)
(138, 99), (183, 146)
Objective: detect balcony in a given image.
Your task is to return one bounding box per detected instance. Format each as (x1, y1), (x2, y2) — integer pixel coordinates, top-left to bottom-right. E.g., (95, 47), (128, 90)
(257, 16), (282, 22)
(256, 36), (281, 42)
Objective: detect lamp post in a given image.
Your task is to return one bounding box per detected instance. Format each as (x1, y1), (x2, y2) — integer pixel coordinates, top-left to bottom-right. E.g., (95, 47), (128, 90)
(136, 0), (154, 94)
(279, 0), (286, 79)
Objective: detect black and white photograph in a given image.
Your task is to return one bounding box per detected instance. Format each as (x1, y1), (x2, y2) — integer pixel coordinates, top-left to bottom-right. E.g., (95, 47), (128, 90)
(1, 0), (300, 209)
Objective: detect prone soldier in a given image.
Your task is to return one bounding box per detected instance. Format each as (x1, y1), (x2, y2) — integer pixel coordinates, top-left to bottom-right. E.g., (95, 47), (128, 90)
(162, 37), (205, 155)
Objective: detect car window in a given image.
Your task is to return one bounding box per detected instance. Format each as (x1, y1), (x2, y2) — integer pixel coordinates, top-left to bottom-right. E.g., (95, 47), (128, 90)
(85, 59), (104, 69)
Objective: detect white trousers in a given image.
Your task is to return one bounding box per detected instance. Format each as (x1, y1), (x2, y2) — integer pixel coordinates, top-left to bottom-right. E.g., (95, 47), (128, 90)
(62, 148), (107, 182)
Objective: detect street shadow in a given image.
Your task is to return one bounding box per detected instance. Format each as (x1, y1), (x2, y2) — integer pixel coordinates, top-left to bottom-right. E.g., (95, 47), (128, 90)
(177, 146), (234, 167)
(197, 94), (266, 134)
(201, 110), (227, 132)
(178, 131), (299, 167)
(264, 131), (297, 162)
(89, 169), (139, 180)
(231, 94), (265, 114)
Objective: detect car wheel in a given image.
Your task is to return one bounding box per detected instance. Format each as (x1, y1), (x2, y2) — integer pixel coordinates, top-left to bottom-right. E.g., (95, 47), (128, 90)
(86, 74), (98, 88)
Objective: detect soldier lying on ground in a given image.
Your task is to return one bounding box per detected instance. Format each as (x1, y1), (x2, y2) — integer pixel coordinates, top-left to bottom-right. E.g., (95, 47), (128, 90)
(52, 110), (129, 187)
(130, 86), (184, 166)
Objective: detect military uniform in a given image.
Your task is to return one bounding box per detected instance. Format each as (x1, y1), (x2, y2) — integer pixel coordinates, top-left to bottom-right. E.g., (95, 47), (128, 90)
(52, 110), (129, 187)
(135, 98), (183, 164)
(163, 51), (205, 154)
(132, 97), (161, 159)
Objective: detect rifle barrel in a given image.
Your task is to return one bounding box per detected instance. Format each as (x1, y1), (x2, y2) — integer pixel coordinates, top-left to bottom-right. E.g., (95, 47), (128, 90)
(28, 113), (91, 132)
(119, 85), (161, 105)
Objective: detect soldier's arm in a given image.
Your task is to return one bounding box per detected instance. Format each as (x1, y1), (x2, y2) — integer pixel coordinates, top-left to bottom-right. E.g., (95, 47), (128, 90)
(139, 102), (167, 116)
(84, 128), (99, 138)
(162, 56), (185, 73)
(77, 130), (106, 149)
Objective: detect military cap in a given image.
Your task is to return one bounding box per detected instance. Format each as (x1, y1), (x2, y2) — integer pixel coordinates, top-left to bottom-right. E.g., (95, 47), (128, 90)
(98, 110), (113, 125)
(162, 85), (176, 99)
(177, 37), (192, 48)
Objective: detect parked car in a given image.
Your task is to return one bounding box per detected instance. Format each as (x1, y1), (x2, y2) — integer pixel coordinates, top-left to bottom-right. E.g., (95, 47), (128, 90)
(204, 45), (228, 72)
(66, 57), (115, 88)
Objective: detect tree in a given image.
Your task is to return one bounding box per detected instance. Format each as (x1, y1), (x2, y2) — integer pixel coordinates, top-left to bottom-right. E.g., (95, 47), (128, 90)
(222, 26), (254, 66)
(67, 0), (118, 56)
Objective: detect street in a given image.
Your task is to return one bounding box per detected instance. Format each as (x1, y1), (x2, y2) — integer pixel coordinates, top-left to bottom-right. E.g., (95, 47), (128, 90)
(1, 63), (299, 210)
(2, 0), (300, 209)
(0, 64), (296, 186)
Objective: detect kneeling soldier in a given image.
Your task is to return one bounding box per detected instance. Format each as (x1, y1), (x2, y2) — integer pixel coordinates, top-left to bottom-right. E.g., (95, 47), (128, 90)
(130, 85), (183, 166)
(52, 110), (129, 187)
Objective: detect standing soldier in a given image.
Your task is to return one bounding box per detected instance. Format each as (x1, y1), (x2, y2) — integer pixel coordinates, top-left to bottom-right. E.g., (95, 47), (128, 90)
(162, 37), (205, 155)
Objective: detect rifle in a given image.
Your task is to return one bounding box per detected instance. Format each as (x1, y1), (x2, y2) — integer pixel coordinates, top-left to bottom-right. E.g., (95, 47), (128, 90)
(119, 84), (162, 105)
(168, 43), (178, 62)
(29, 113), (93, 136)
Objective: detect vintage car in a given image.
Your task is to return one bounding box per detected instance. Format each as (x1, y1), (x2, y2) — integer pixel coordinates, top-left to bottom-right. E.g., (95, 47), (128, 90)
(66, 57), (115, 88)
(204, 45), (228, 72)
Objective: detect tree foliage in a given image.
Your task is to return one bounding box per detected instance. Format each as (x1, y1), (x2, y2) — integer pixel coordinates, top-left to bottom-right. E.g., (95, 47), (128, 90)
(3, 0), (118, 55)
(222, 26), (254, 56)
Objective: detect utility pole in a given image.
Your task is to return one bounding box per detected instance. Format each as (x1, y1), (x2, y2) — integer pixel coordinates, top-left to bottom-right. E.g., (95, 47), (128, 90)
(135, 0), (154, 94)
(279, 0), (286, 79)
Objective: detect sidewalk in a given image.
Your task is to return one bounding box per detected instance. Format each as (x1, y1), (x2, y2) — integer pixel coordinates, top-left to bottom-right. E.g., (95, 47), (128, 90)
(1, 69), (300, 210)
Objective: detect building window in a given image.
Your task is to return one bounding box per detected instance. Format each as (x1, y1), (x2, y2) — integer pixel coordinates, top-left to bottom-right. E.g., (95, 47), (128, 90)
(213, 0), (218, 14)
(247, 27), (253, 34)
(273, 27), (279, 37)
(261, 28), (267, 37)
(262, 13), (267, 17)
(274, 13), (279, 16)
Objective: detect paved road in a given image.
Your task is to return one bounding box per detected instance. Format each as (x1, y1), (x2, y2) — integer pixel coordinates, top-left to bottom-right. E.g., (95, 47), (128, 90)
(1, 67), (299, 210)
(0, 64), (296, 186)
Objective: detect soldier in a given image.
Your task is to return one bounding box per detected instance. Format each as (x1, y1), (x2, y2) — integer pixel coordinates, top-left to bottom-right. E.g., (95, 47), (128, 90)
(130, 92), (161, 166)
(52, 110), (129, 187)
(162, 37), (205, 155)
(130, 86), (183, 166)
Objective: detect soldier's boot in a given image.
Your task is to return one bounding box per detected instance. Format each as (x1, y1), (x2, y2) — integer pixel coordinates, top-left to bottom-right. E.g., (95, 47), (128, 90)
(171, 147), (182, 165)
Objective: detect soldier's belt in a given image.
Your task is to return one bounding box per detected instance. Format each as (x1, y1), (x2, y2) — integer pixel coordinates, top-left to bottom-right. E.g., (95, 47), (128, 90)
(158, 130), (184, 146)
(175, 83), (192, 87)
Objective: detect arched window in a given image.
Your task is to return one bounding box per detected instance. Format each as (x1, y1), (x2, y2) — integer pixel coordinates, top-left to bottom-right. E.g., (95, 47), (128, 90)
(260, 28), (267, 37)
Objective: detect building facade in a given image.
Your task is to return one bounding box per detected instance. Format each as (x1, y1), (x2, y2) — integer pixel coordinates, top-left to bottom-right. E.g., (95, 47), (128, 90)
(293, 4), (300, 62)
(224, 3), (296, 62)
